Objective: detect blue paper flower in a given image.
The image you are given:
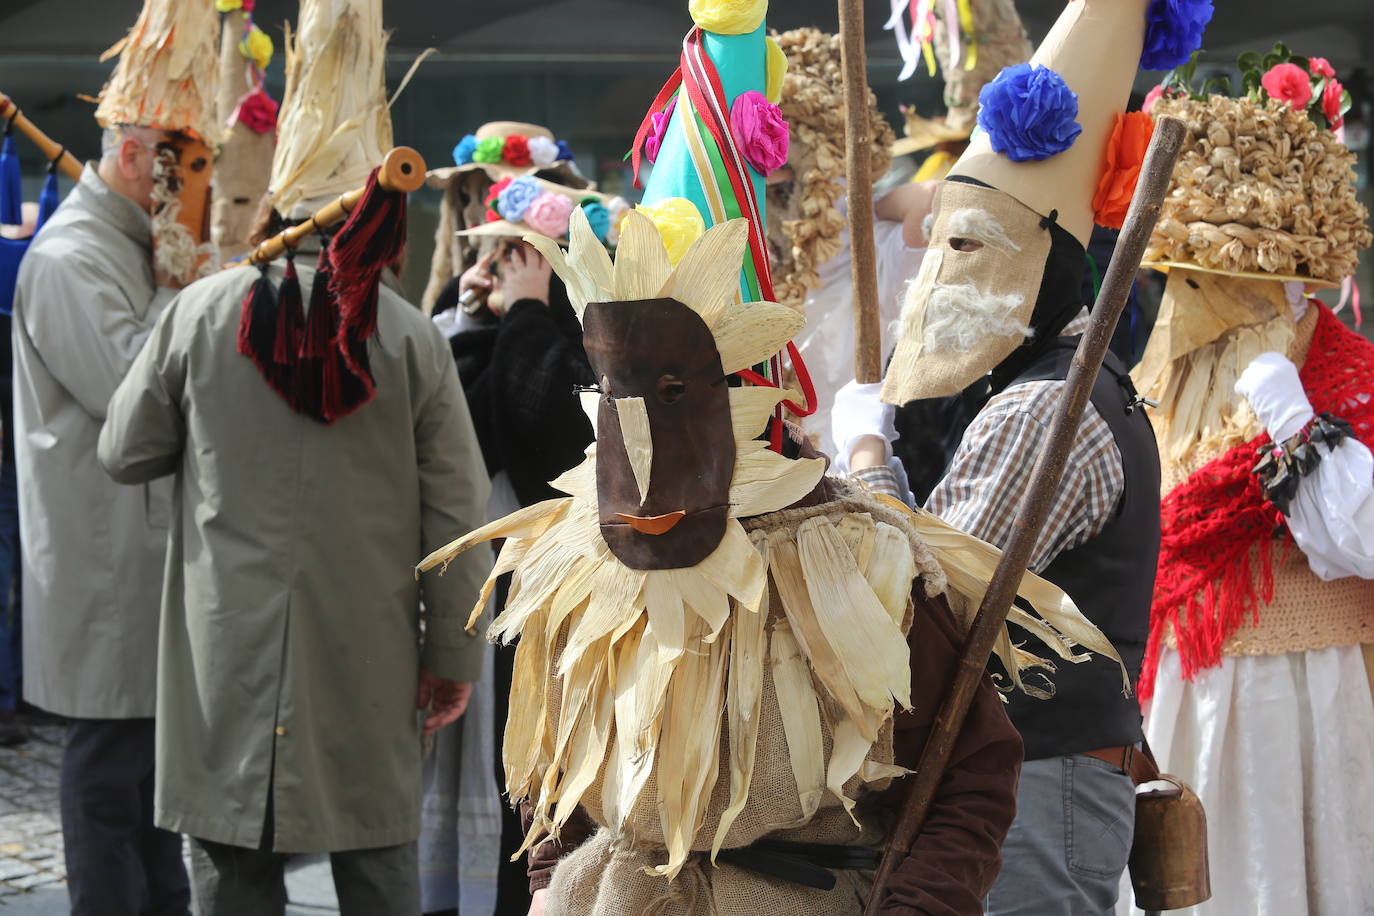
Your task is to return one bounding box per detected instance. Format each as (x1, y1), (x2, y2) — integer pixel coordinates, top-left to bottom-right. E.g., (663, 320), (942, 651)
(555, 140), (575, 162)
(1140, 0), (1214, 71)
(452, 134), (479, 166)
(977, 64), (1082, 163)
(497, 176), (543, 223)
(580, 200), (611, 242)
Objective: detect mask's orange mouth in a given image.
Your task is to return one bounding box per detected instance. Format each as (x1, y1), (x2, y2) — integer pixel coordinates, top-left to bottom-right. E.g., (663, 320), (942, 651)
(613, 510), (687, 535)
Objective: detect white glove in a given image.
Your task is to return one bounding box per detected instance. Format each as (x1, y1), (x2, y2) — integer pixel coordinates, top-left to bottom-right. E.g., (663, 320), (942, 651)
(1235, 352), (1313, 443)
(831, 380), (897, 474)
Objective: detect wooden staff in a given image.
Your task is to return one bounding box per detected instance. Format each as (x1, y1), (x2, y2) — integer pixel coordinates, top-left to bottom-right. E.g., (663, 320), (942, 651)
(0, 92), (83, 181)
(862, 115), (1187, 914)
(249, 146), (426, 265)
(837, 0), (883, 384)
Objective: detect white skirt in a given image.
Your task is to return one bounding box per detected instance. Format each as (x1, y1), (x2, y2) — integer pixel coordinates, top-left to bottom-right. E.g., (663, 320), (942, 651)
(1118, 645), (1374, 915)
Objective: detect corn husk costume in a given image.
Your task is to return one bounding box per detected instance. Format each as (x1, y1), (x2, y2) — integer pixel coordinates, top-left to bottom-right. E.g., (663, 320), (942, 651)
(94, 0), (222, 285)
(419, 2), (1121, 912)
(233, 0), (411, 424)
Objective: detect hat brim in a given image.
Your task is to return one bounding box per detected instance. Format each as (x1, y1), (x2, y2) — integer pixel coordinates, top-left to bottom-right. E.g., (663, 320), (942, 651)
(892, 117), (971, 157)
(1141, 260), (1341, 290)
(427, 160), (593, 190)
(455, 219), (567, 243)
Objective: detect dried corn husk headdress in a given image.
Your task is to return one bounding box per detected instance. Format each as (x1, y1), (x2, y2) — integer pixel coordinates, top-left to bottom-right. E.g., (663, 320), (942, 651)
(95, 0), (222, 286)
(767, 27), (894, 310)
(95, 0), (222, 146)
(269, 0), (392, 216)
(1144, 94), (1371, 286)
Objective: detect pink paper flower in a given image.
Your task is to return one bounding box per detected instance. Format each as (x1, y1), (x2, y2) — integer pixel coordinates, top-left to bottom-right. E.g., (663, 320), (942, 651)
(729, 89), (789, 176)
(1143, 84), (1166, 115)
(1261, 63), (1313, 110)
(524, 191), (575, 238)
(1308, 56), (1335, 79)
(1322, 78), (1346, 129)
(645, 97), (677, 164)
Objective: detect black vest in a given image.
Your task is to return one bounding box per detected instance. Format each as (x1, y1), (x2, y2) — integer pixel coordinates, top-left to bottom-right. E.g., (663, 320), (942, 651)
(993, 339), (1162, 761)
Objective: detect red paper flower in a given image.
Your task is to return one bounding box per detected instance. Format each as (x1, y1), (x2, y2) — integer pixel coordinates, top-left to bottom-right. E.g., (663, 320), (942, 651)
(502, 135), (532, 167)
(484, 208), (501, 223)
(1261, 62), (1313, 110)
(1308, 56), (1335, 79)
(231, 88), (278, 135)
(1092, 111), (1154, 230)
(1322, 78), (1346, 129)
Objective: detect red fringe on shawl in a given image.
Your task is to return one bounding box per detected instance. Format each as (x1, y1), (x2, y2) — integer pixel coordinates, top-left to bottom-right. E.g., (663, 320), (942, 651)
(1139, 304), (1374, 700)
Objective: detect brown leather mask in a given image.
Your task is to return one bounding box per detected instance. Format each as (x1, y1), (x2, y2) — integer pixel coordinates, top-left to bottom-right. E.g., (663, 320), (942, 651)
(159, 135), (214, 246)
(583, 298), (735, 570)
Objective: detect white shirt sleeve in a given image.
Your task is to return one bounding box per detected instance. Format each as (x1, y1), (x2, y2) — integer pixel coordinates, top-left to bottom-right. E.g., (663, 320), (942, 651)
(1285, 436), (1374, 580)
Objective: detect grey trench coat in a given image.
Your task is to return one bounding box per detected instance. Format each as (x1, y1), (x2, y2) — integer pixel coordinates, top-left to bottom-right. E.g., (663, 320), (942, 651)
(98, 258), (491, 852)
(12, 165), (173, 719)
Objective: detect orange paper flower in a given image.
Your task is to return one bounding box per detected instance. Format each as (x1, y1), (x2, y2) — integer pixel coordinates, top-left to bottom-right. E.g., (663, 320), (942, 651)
(1092, 111), (1154, 230)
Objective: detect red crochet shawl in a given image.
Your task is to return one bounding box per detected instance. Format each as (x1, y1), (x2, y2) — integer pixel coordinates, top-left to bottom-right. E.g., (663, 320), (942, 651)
(1139, 304), (1374, 700)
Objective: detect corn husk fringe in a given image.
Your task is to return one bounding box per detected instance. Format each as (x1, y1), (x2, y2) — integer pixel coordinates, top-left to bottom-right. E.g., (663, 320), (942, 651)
(95, 0), (222, 146)
(416, 217), (1124, 882)
(270, 0), (392, 214)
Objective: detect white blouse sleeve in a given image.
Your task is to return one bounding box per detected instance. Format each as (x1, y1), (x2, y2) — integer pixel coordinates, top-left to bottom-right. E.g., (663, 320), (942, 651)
(1285, 436), (1374, 580)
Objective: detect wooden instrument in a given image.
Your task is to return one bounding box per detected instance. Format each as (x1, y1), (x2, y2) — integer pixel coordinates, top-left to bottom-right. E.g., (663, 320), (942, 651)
(0, 92), (83, 181)
(249, 147), (426, 265)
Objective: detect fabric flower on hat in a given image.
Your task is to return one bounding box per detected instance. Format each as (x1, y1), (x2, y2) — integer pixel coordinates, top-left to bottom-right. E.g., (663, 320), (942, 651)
(1322, 79), (1346, 129)
(231, 88), (278, 135)
(215, 0), (244, 10)
(1140, 0), (1214, 71)
(688, 0), (767, 35)
(638, 197), (705, 266)
(1092, 112), (1154, 230)
(483, 177), (513, 216)
(473, 137), (505, 164)
(453, 134), (479, 166)
(730, 90), (789, 176)
(497, 176), (543, 223)
(524, 192), (575, 238)
(1262, 63), (1313, 110)
(528, 136), (559, 169)
(239, 24), (273, 71)
(555, 140), (575, 162)
(503, 135), (532, 167)
(977, 63), (1082, 163)
(580, 199), (611, 243)
(645, 97), (677, 164)
(1309, 57), (1336, 79)
(1142, 84), (1168, 115)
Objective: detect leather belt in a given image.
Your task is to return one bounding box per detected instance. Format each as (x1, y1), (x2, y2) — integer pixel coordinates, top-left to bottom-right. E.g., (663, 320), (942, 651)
(715, 840), (881, 891)
(1081, 743), (1160, 786)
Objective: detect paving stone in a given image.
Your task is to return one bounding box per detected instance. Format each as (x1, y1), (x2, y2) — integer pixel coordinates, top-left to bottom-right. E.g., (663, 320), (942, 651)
(14, 852), (50, 864)
(0, 861), (36, 881)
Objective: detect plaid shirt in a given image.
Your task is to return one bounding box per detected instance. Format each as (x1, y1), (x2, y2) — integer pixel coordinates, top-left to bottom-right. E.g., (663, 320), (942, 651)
(926, 313), (1125, 573)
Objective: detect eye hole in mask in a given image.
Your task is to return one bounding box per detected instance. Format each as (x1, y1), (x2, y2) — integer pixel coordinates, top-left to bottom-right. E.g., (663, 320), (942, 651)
(948, 237), (984, 253)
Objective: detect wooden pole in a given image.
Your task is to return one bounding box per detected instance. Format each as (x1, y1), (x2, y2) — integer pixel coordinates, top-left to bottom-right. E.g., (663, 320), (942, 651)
(838, 0), (883, 385)
(0, 92), (83, 182)
(248, 147), (425, 265)
(862, 115), (1187, 914)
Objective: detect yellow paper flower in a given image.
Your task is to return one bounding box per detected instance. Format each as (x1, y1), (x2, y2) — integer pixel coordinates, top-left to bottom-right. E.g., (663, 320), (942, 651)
(215, 0), (243, 11)
(688, 0), (767, 35)
(239, 25), (273, 71)
(765, 37), (788, 104)
(637, 198), (705, 266)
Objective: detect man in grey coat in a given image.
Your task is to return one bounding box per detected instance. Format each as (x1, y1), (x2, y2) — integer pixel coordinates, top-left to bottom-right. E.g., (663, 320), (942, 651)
(12, 124), (191, 914)
(98, 237), (492, 913)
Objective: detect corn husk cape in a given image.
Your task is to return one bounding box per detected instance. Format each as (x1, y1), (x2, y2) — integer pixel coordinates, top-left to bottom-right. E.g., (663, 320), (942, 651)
(418, 208), (1124, 881)
(269, 0), (392, 216)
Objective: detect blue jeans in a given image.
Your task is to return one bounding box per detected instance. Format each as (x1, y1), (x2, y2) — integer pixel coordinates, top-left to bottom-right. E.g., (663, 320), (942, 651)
(986, 754), (1135, 915)
(0, 456), (20, 712)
